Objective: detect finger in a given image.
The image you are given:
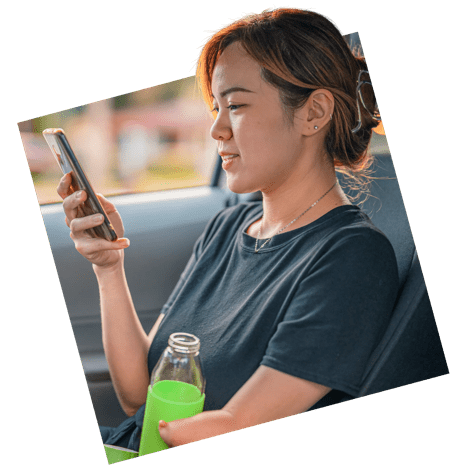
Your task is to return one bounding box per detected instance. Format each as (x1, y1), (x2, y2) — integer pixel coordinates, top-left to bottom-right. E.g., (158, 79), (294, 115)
(95, 193), (124, 238)
(96, 193), (118, 214)
(70, 213), (105, 237)
(158, 421), (174, 448)
(57, 173), (73, 199)
(74, 236), (130, 256)
(63, 189), (87, 222)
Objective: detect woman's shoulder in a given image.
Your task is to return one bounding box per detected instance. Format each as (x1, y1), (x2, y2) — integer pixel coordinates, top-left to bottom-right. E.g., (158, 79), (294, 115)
(314, 205), (399, 281)
(337, 206), (395, 250)
(286, 204), (392, 250)
(320, 205), (394, 252)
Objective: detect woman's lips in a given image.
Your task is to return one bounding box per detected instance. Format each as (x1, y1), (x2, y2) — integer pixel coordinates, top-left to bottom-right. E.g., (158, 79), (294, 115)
(221, 154), (239, 170)
(221, 153), (239, 160)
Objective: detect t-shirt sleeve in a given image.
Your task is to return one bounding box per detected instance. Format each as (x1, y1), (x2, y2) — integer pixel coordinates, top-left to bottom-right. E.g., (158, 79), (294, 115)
(260, 227), (400, 396)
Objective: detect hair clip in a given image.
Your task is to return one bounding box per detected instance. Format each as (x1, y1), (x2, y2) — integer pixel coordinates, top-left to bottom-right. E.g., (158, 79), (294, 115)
(351, 70), (382, 134)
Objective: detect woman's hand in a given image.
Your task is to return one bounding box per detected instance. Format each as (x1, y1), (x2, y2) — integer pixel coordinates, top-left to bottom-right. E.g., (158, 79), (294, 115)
(57, 172), (130, 270)
(156, 366), (331, 448)
(157, 411), (236, 448)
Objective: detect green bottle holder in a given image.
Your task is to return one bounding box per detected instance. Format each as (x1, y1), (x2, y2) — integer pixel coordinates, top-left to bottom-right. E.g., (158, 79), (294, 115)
(104, 444), (138, 464)
(138, 380), (205, 456)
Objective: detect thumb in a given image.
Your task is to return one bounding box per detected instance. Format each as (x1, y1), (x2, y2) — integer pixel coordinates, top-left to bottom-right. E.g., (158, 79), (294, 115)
(158, 420), (173, 447)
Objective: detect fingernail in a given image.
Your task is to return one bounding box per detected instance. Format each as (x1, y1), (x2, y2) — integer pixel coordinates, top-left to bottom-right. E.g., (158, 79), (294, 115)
(119, 238), (130, 247)
(75, 191), (82, 199)
(94, 214), (104, 222)
(159, 420), (166, 428)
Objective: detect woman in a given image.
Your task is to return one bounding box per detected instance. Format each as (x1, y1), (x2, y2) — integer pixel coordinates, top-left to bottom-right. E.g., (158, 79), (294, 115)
(57, 8), (399, 450)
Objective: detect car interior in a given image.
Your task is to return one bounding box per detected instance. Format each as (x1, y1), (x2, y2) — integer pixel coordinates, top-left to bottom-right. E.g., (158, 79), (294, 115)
(37, 32), (449, 430)
(41, 145), (449, 428)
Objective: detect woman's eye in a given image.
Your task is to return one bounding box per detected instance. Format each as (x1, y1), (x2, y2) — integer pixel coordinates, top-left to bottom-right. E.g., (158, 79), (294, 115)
(211, 104), (243, 115)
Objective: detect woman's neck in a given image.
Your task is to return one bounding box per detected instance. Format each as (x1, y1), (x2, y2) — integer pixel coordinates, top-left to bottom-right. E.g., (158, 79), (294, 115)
(249, 169), (351, 239)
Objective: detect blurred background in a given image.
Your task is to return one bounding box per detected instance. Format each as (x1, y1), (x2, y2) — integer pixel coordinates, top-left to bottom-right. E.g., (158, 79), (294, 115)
(18, 76), (217, 205)
(17, 32), (389, 207)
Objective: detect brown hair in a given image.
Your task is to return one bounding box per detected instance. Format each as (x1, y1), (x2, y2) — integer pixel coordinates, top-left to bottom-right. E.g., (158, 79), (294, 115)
(197, 8), (380, 182)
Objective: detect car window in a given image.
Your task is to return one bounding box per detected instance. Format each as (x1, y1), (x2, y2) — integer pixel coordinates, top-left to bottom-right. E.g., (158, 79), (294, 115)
(18, 76), (216, 205)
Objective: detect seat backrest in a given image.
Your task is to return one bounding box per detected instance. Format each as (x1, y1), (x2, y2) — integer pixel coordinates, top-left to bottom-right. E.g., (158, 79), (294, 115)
(336, 153), (449, 397)
(358, 251), (448, 396)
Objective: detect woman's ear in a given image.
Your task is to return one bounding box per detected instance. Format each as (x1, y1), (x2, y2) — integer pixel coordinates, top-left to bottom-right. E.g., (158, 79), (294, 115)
(297, 89), (334, 136)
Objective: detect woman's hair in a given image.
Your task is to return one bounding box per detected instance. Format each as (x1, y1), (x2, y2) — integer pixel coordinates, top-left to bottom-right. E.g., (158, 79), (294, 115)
(197, 8), (380, 184)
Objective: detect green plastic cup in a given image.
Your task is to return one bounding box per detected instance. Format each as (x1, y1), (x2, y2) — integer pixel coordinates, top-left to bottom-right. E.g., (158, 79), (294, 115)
(138, 380), (205, 456)
(104, 444), (138, 464)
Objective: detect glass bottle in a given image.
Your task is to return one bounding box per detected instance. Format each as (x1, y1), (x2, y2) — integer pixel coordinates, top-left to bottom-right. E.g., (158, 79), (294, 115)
(138, 332), (206, 456)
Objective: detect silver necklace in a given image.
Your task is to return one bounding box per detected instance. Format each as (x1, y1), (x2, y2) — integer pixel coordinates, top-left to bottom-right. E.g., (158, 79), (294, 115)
(255, 180), (338, 253)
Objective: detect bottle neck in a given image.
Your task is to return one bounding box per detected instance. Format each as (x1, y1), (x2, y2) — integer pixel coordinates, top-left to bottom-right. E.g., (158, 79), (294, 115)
(168, 332), (200, 354)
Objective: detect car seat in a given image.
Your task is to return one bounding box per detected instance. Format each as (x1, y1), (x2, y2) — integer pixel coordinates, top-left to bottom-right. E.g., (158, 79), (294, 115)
(338, 153), (449, 400)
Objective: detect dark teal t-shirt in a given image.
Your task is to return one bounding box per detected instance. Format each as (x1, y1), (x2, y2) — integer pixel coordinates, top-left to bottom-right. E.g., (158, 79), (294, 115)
(103, 202), (399, 449)
(149, 202), (399, 406)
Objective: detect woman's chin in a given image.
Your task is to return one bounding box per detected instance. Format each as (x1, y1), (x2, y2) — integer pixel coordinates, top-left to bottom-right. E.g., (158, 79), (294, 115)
(226, 177), (257, 195)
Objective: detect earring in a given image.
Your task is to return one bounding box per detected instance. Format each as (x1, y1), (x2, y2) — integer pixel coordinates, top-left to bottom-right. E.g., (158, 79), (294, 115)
(314, 125), (318, 130)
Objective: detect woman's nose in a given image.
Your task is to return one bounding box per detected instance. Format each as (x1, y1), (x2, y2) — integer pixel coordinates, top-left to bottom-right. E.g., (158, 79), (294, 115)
(210, 113), (232, 141)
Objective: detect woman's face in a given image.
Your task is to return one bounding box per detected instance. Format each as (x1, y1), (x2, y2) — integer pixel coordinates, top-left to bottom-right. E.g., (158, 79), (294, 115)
(210, 42), (307, 194)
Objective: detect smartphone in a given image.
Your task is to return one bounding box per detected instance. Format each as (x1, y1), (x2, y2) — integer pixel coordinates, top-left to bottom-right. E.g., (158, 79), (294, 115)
(43, 128), (118, 241)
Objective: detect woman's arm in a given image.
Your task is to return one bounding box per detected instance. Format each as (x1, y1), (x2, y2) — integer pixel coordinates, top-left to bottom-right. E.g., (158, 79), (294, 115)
(100, 308), (165, 417)
(94, 262), (153, 417)
(158, 365), (331, 447)
(57, 174), (161, 417)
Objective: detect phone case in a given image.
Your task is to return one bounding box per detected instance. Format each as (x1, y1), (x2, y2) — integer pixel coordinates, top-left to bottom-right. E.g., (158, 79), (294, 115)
(43, 128), (118, 241)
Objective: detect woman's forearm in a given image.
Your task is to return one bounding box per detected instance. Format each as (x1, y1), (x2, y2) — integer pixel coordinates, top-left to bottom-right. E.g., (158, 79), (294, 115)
(94, 261), (150, 416)
(158, 409), (237, 448)
(157, 366), (331, 448)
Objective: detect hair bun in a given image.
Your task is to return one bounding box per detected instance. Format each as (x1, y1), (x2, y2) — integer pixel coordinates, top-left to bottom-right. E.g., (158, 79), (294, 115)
(353, 57), (380, 133)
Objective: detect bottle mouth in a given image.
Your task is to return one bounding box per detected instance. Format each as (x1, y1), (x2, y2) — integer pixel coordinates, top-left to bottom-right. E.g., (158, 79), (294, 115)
(168, 332), (200, 353)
